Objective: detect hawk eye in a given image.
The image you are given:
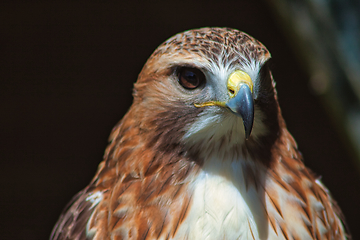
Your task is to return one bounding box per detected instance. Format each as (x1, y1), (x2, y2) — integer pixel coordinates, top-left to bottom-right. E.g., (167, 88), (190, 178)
(178, 67), (205, 90)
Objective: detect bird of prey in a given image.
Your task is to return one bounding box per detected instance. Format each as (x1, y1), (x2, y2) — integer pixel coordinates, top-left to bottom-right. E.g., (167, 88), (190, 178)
(50, 27), (349, 240)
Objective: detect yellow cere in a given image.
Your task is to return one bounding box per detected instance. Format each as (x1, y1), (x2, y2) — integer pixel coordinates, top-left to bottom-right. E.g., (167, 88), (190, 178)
(194, 70), (253, 108)
(227, 70), (253, 98)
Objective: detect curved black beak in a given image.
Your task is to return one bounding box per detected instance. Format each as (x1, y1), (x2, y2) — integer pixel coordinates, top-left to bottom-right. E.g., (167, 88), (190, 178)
(225, 84), (254, 139)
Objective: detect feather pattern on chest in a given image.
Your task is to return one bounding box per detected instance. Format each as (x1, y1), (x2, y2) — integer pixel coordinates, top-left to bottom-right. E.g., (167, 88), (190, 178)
(174, 134), (347, 240)
(173, 156), (268, 240)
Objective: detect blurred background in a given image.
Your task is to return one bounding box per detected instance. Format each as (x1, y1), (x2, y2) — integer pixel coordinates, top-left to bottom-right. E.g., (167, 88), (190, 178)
(1, 1), (359, 239)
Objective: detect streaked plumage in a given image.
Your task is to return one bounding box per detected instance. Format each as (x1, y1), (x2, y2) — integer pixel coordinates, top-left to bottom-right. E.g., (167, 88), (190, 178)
(50, 27), (349, 240)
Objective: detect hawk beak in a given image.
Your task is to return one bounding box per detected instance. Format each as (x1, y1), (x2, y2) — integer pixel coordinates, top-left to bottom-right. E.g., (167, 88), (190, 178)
(194, 70), (254, 139)
(225, 70), (254, 139)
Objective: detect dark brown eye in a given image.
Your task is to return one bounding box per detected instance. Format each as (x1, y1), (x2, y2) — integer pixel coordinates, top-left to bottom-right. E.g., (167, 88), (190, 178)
(178, 67), (205, 89)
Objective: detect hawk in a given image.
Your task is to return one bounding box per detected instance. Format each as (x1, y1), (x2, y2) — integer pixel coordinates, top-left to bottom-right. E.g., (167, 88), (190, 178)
(50, 27), (349, 240)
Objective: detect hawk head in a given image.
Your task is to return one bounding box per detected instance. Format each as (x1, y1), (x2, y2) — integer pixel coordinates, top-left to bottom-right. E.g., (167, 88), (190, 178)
(132, 27), (282, 164)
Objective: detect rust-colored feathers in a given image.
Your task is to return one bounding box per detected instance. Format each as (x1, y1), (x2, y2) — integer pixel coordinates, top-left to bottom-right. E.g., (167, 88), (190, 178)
(50, 28), (349, 240)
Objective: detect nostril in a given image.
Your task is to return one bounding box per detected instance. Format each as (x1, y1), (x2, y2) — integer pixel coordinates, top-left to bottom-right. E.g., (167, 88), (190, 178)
(229, 88), (235, 95)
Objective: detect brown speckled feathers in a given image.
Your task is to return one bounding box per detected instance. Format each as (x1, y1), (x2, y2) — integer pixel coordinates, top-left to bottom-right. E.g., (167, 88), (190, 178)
(50, 28), (349, 240)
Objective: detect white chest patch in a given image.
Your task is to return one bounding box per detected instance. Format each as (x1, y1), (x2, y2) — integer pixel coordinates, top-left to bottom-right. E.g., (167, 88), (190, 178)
(173, 158), (269, 240)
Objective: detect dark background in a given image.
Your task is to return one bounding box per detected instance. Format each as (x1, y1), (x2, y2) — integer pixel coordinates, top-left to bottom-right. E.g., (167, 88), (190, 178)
(1, 1), (359, 239)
